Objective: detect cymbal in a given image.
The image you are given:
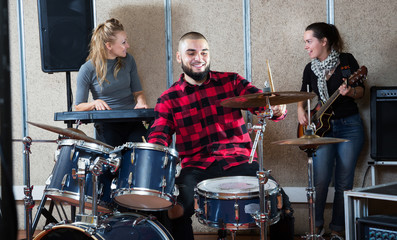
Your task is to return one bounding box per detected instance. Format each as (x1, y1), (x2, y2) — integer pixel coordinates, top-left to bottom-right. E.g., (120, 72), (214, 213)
(271, 134), (349, 148)
(28, 121), (113, 149)
(12, 139), (57, 143)
(220, 91), (316, 108)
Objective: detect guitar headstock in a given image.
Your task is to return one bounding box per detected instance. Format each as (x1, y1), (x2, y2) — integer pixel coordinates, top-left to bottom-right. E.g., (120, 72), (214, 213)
(348, 65), (368, 86)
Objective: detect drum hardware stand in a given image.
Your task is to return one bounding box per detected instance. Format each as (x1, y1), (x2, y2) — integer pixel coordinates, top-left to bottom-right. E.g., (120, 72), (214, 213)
(89, 156), (108, 219)
(75, 156), (112, 226)
(22, 137), (72, 237)
(216, 219), (228, 240)
(74, 156), (99, 225)
(14, 137), (59, 235)
(32, 138), (78, 233)
(248, 102), (273, 240)
(74, 119), (82, 129)
(22, 136), (34, 240)
(74, 156), (90, 221)
(215, 220), (239, 240)
(32, 195), (58, 231)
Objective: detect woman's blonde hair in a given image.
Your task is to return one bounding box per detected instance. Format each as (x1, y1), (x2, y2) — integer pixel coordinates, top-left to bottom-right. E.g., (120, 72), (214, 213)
(88, 18), (125, 85)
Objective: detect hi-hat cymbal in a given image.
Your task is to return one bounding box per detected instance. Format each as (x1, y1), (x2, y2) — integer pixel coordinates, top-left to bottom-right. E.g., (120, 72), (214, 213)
(28, 121), (113, 149)
(271, 134), (349, 148)
(220, 91), (316, 108)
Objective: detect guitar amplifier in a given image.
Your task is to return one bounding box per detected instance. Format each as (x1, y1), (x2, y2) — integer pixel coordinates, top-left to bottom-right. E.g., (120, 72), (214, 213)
(356, 215), (397, 239)
(370, 86), (397, 161)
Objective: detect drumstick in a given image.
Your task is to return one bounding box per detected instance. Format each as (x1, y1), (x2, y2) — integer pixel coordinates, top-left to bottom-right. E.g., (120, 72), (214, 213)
(266, 59), (275, 92)
(141, 136), (147, 143)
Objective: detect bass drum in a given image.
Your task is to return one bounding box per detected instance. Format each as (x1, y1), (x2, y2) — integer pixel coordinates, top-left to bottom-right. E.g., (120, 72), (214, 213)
(33, 213), (173, 240)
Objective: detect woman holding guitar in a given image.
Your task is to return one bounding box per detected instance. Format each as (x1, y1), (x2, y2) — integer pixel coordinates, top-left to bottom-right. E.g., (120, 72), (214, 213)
(297, 22), (365, 240)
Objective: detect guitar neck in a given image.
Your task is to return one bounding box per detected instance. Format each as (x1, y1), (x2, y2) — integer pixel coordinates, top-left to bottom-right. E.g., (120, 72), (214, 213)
(313, 90), (340, 120)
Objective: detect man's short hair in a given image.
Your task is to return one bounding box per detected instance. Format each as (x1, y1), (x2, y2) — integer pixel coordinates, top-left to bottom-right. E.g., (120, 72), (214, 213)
(179, 31), (207, 42)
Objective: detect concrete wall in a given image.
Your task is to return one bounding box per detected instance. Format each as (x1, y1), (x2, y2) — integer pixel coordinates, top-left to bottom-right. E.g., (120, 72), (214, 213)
(8, 0), (397, 235)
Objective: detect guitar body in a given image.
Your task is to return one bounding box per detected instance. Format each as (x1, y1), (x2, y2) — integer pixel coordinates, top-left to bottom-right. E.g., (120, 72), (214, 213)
(297, 102), (333, 138)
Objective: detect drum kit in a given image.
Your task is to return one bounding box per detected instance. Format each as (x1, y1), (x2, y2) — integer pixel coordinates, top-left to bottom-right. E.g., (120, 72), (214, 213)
(25, 122), (178, 240)
(20, 90), (347, 240)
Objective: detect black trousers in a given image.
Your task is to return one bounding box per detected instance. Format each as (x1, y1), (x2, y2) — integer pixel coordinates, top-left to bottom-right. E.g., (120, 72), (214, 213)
(170, 160), (295, 240)
(94, 121), (148, 147)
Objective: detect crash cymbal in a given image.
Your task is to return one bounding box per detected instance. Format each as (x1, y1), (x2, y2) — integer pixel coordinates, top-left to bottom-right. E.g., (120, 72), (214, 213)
(220, 91), (316, 108)
(28, 121), (113, 149)
(271, 134), (349, 148)
(12, 139), (57, 143)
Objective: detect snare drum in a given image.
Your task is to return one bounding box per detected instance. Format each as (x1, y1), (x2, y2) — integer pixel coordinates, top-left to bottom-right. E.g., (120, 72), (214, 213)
(33, 212), (172, 240)
(112, 142), (179, 210)
(45, 139), (114, 212)
(195, 176), (280, 230)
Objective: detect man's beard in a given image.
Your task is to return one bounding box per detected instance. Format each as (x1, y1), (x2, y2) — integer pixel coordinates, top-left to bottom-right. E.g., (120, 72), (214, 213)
(181, 61), (210, 82)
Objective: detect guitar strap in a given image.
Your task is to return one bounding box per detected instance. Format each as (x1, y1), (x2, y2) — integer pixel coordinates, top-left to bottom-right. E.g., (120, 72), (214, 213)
(339, 53), (353, 81)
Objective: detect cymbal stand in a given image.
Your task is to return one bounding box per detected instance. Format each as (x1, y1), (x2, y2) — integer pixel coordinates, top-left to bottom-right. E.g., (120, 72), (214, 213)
(230, 230), (237, 240)
(23, 136), (34, 240)
(248, 106), (273, 240)
(302, 90), (323, 240)
(302, 146), (324, 240)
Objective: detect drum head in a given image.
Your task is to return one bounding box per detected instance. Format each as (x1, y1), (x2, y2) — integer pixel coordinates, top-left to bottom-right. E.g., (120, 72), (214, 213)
(34, 213), (173, 240)
(114, 192), (174, 211)
(197, 176), (277, 199)
(116, 142), (179, 158)
(33, 225), (97, 240)
(59, 139), (113, 154)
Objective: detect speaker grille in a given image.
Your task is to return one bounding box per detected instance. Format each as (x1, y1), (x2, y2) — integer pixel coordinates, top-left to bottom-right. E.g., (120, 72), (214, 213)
(370, 86), (397, 160)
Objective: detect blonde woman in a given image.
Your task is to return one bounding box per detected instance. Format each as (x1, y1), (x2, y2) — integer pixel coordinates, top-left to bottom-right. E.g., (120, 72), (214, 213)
(75, 18), (148, 147)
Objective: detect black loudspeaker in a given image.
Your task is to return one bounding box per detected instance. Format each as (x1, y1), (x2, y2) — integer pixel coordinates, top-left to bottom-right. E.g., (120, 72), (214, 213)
(357, 215), (397, 239)
(370, 86), (397, 160)
(37, 0), (94, 72)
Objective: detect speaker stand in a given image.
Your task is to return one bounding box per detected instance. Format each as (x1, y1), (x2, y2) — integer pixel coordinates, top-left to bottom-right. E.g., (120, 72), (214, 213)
(65, 71), (73, 128)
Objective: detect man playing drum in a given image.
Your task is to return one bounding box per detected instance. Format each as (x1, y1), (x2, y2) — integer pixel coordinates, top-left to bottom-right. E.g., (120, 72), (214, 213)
(147, 32), (294, 240)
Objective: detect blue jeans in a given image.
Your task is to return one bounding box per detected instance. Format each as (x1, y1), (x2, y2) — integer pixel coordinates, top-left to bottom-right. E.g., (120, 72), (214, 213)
(314, 113), (364, 232)
(94, 121), (147, 147)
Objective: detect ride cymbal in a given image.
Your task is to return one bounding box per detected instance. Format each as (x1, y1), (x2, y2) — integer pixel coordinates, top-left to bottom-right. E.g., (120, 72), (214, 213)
(271, 134), (348, 148)
(220, 91), (316, 108)
(28, 121), (113, 149)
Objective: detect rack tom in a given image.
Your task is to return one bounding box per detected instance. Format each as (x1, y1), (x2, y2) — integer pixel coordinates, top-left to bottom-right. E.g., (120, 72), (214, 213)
(112, 142), (179, 210)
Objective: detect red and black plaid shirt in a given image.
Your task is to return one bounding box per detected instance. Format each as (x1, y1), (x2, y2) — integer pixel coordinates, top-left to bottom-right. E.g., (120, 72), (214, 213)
(148, 71), (284, 170)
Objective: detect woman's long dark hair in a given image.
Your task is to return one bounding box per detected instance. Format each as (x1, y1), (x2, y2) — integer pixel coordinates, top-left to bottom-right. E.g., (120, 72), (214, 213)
(306, 22), (344, 52)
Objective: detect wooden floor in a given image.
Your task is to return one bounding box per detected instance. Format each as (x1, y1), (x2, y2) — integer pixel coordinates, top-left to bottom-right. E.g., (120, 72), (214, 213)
(19, 230), (333, 239)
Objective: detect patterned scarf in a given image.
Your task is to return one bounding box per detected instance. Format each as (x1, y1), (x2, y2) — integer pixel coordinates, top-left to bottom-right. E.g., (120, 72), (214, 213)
(311, 49), (340, 102)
